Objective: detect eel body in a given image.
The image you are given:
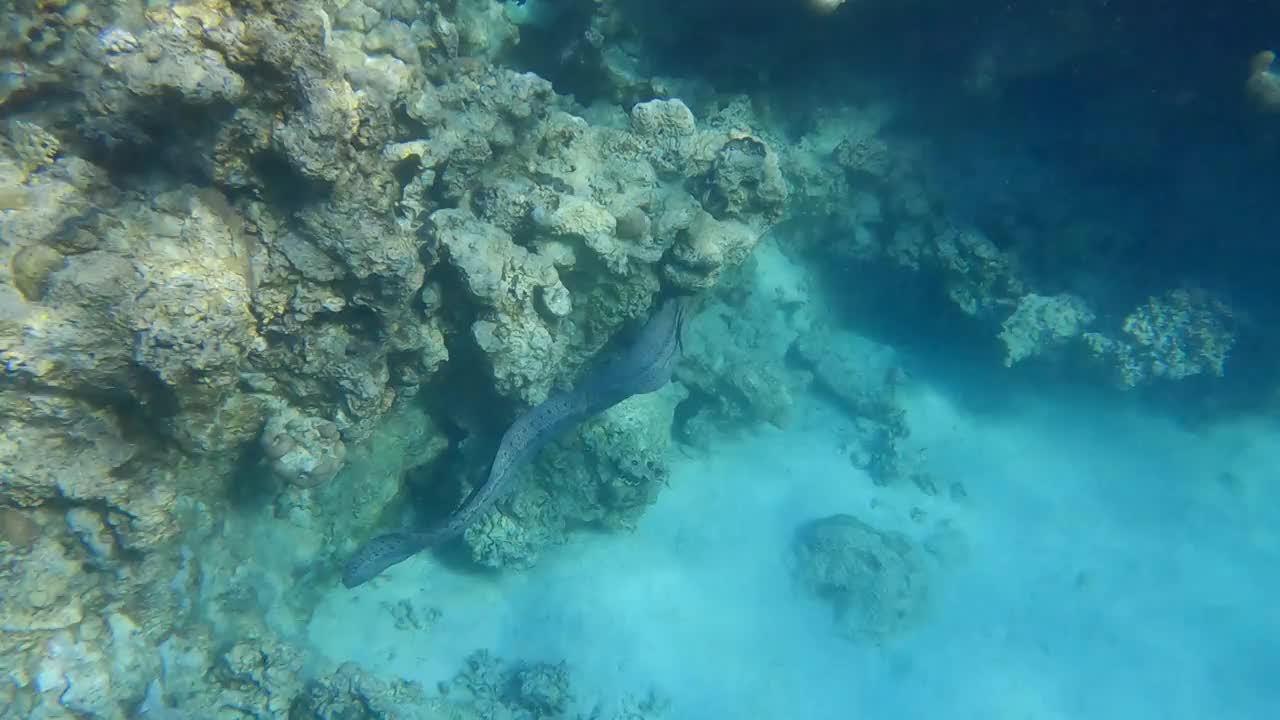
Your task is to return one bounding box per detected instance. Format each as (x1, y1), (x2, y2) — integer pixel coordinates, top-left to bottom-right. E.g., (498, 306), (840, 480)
(341, 296), (690, 588)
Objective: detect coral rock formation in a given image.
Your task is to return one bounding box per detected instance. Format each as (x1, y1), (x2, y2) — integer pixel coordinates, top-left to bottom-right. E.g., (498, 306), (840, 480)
(793, 514), (928, 644)
(1084, 289), (1236, 387)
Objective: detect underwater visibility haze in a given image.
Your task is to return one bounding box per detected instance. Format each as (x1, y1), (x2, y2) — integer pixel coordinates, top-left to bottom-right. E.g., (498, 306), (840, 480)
(1, 0), (1279, 718)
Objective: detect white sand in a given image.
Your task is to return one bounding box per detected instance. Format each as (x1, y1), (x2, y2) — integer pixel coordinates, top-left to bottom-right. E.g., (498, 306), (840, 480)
(309, 376), (1280, 719)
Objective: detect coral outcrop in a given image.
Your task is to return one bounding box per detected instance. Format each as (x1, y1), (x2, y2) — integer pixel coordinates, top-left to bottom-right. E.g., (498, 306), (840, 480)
(1083, 289), (1236, 388)
(793, 514), (928, 644)
(261, 406), (347, 488)
(999, 292), (1097, 366)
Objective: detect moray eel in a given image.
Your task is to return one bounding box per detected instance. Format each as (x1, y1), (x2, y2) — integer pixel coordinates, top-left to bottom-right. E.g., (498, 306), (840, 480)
(341, 296), (691, 588)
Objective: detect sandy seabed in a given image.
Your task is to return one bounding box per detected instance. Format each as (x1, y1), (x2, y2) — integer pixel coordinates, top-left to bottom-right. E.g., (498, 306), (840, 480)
(311, 371), (1280, 720)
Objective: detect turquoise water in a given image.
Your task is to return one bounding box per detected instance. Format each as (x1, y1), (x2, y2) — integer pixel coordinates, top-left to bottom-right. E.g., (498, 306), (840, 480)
(4, 1), (1280, 718)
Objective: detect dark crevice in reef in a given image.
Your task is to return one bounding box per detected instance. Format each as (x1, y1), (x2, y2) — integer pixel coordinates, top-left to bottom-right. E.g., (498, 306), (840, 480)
(76, 93), (239, 187)
(366, 409), (486, 571)
(127, 361), (182, 416)
(227, 437), (274, 509)
(392, 99), (431, 139)
(433, 321), (515, 436)
(390, 155), (423, 197)
(249, 149), (329, 214)
(326, 291), (387, 338)
(226, 54), (295, 99)
(404, 439), (472, 530)
(0, 87), (83, 130)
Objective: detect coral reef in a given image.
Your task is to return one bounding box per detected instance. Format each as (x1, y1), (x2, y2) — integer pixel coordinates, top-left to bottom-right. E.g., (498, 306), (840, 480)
(1, 0), (1271, 714)
(0, 0), (784, 711)
(1083, 289), (1236, 388)
(793, 514), (928, 644)
(999, 292), (1097, 366)
(444, 649), (668, 720)
(410, 89), (785, 405)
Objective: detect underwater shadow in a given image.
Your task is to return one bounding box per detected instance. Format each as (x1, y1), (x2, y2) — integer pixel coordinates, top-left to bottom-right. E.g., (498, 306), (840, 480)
(226, 439), (277, 509)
